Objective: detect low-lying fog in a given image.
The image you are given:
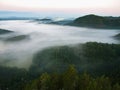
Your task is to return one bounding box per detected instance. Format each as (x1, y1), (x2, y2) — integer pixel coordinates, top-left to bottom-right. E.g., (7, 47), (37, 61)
(0, 20), (119, 68)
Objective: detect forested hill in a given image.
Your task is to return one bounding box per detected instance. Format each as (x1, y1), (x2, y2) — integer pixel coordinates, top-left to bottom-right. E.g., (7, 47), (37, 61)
(0, 42), (120, 90)
(71, 14), (120, 29)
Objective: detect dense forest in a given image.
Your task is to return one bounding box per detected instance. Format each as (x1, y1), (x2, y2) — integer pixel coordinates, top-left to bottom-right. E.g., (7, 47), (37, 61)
(25, 65), (120, 90)
(0, 42), (120, 90)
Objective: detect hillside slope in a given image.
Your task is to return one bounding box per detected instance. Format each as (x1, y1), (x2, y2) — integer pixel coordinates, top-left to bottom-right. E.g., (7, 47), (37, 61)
(72, 14), (120, 29)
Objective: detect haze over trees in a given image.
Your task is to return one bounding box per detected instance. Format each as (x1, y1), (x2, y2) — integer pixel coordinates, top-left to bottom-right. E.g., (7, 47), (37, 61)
(0, 42), (120, 90)
(0, 0), (120, 89)
(0, 14), (120, 90)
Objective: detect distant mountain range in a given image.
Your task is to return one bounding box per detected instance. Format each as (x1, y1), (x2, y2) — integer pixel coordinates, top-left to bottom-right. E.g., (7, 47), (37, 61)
(33, 14), (120, 29)
(33, 18), (73, 25)
(0, 13), (120, 29)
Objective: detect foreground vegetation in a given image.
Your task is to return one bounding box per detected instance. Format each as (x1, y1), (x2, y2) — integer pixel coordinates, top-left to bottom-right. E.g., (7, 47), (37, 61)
(0, 42), (120, 90)
(25, 65), (120, 90)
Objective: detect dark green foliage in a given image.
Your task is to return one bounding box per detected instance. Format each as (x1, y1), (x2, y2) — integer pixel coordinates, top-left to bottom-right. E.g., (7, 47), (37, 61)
(25, 65), (120, 90)
(83, 42), (118, 62)
(77, 72), (92, 90)
(113, 83), (120, 90)
(73, 14), (120, 29)
(30, 42), (120, 79)
(30, 46), (80, 74)
(38, 73), (51, 90)
(0, 42), (120, 90)
(74, 14), (105, 27)
(63, 65), (78, 90)
(82, 42), (120, 83)
(0, 66), (29, 90)
(49, 73), (61, 90)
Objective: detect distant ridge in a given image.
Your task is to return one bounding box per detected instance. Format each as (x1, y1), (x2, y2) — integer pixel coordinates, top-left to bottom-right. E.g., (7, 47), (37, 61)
(72, 14), (120, 29)
(0, 29), (13, 34)
(114, 33), (120, 39)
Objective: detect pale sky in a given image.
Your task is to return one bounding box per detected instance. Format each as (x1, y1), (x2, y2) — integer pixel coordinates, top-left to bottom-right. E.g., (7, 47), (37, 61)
(0, 0), (120, 16)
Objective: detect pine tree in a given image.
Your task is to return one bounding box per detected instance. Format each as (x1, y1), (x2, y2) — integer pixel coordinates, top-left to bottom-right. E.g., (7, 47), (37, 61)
(63, 65), (78, 90)
(78, 72), (92, 90)
(49, 73), (60, 90)
(112, 83), (120, 90)
(38, 73), (50, 90)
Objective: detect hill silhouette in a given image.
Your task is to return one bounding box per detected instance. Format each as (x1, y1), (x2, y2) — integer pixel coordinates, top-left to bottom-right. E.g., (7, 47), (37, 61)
(72, 14), (120, 29)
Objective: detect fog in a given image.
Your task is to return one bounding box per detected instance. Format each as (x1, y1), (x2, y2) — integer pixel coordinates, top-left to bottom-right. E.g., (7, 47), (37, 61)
(0, 20), (119, 68)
